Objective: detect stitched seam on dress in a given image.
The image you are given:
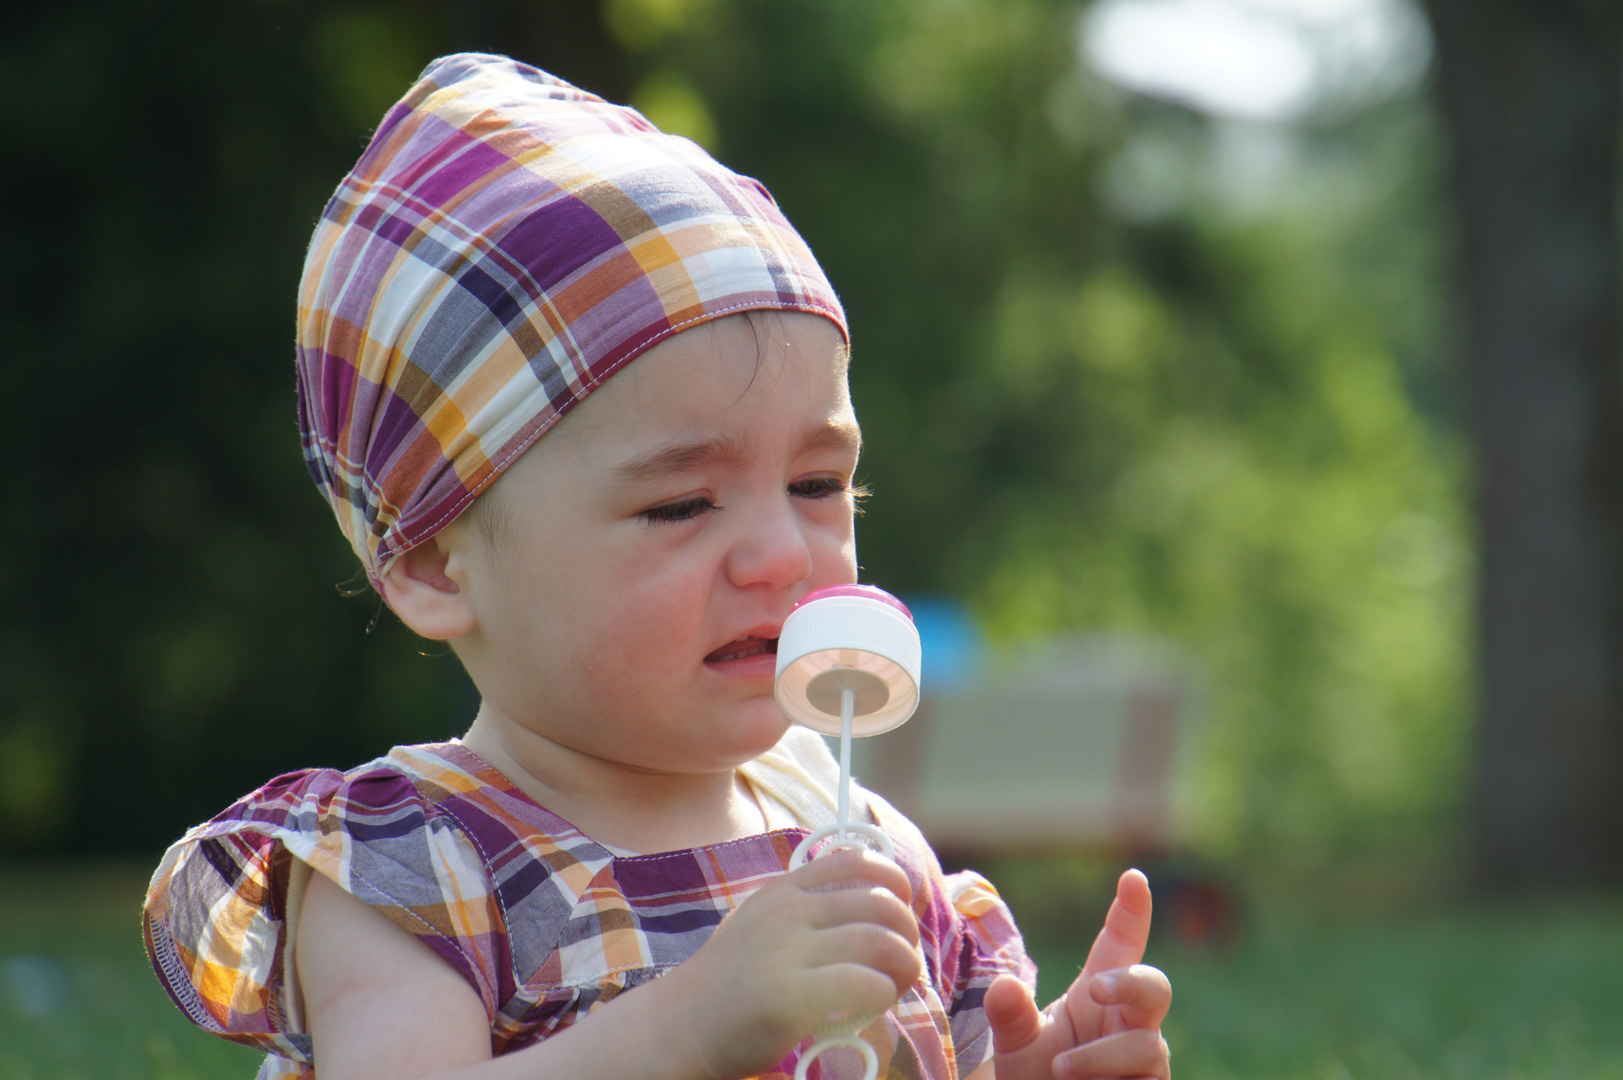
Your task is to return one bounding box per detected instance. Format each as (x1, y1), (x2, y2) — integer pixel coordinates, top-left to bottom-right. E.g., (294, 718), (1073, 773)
(148, 918), (222, 1031)
(428, 799), (521, 1007)
(611, 825), (810, 863)
(283, 799), (500, 1018)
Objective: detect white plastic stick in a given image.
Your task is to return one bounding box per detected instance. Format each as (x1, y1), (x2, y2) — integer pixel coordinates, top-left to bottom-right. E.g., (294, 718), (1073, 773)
(838, 686), (853, 841)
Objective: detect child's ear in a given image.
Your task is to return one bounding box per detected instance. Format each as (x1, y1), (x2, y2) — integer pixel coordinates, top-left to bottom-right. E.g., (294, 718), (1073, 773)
(378, 536), (478, 641)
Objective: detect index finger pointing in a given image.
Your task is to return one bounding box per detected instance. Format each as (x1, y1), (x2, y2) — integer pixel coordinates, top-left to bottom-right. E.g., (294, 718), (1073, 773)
(1079, 869), (1152, 979)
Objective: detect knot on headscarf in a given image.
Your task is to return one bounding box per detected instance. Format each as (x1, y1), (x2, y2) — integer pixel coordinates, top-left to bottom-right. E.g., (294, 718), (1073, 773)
(295, 53), (847, 584)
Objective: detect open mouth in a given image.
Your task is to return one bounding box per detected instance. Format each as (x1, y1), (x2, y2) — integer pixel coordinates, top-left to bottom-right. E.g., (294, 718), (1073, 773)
(704, 635), (779, 663)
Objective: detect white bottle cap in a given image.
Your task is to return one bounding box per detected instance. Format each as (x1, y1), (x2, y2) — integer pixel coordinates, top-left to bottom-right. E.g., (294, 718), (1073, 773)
(774, 585), (922, 737)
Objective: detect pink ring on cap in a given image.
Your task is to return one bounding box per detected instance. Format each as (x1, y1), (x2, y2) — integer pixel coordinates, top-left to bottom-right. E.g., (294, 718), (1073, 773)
(792, 584), (913, 622)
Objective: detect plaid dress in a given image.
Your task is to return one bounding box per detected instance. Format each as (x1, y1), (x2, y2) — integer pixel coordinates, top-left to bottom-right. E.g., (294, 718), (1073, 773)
(143, 742), (1034, 1079)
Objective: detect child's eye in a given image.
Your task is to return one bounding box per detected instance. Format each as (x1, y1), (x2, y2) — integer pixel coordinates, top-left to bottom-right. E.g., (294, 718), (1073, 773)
(640, 496), (720, 524)
(790, 477), (869, 503)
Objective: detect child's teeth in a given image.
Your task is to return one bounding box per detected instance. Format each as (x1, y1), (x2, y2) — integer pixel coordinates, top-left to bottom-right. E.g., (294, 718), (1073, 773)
(715, 638), (764, 661)
(708, 635), (777, 662)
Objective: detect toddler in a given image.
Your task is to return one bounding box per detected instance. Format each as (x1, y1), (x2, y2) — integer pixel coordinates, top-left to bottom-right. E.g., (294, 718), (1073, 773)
(144, 53), (1172, 1080)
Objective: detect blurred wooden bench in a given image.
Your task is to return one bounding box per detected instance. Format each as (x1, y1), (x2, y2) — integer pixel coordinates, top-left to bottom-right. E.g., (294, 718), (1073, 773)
(849, 635), (1199, 858)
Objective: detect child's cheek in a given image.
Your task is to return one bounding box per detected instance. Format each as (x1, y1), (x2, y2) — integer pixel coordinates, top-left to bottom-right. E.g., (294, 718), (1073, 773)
(584, 598), (688, 690)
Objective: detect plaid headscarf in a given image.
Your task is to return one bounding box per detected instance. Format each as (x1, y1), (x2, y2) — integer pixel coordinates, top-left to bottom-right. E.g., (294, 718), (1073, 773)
(296, 53), (847, 582)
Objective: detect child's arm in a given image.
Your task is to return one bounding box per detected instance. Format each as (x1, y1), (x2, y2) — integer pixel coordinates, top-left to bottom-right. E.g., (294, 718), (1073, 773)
(974, 870), (1171, 1080)
(297, 848), (924, 1080)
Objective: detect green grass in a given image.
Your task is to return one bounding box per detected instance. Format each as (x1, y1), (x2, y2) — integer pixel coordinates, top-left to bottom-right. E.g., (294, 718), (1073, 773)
(1138, 908), (1623, 1079)
(1017, 869), (1623, 1080)
(0, 863), (261, 1080)
(2, 862), (1622, 1078)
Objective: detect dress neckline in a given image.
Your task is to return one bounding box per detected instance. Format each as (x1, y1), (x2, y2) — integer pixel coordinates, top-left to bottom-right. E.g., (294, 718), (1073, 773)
(392, 739), (809, 862)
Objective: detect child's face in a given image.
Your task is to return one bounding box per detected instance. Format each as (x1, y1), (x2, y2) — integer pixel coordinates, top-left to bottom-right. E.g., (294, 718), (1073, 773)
(446, 312), (860, 774)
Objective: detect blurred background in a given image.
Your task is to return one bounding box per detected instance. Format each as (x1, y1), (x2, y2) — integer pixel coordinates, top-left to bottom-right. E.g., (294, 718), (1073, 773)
(4, 0), (1623, 1075)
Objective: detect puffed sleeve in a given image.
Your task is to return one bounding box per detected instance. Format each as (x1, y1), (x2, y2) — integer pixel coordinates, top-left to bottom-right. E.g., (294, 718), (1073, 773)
(142, 762), (507, 1064)
(942, 868), (1038, 1068)
(863, 791), (1038, 1072)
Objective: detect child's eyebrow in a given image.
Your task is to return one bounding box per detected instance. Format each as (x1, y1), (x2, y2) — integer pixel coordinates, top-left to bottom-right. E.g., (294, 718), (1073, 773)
(799, 419), (863, 458)
(613, 435), (752, 483)
(612, 422), (861, 484)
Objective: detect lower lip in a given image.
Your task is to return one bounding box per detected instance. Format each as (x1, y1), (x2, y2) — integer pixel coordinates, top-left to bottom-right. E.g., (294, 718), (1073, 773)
(704, 651), (778, 679)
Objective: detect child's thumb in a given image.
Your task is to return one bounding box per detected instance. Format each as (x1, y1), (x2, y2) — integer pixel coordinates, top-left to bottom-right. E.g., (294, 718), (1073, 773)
(986, 974), (1043, 1054)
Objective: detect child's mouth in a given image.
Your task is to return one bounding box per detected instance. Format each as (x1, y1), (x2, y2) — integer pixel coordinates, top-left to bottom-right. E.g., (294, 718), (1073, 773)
(704, 635), (779, 664)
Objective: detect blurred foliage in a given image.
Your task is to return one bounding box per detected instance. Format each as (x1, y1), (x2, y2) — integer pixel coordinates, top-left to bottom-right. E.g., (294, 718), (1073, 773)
(0, 0), (1465, 859)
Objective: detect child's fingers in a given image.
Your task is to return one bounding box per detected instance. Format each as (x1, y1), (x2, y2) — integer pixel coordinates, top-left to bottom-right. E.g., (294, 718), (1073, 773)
(809, 922), (924, 995)
(984, 975), (1044, 1055)
(1089, 964), (1172, 1030)
(802, 961), (915, 1022)
(1053, 1026), (1170, 1080)
(1078, 869), (1153, 980)
(804, 883), (922, 946)
(789, 848), (914, 906)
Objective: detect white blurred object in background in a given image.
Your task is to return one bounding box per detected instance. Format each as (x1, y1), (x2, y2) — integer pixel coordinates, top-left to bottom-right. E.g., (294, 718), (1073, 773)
(852, 612), (1202, 857)
(1080, 0), (1432, 122)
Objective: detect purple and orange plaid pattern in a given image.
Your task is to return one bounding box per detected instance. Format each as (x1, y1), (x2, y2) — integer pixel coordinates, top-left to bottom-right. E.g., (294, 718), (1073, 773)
(296, 53), (848, 581)
(143, 742), (1034, 1080)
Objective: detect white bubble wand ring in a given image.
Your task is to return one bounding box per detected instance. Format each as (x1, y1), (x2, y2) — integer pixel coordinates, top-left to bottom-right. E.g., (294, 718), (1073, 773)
(773, 585), (921, 1080)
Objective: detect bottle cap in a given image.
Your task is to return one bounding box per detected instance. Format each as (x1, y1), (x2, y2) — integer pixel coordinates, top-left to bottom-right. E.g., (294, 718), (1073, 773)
(774, 585), (921, 736)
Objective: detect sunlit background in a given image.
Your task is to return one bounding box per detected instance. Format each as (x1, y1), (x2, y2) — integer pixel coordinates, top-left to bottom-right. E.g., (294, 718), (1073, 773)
(4, 0), (1622, 1075)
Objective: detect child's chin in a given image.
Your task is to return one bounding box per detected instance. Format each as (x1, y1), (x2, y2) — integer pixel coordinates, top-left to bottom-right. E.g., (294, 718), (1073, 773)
(724, 706), (794, 759)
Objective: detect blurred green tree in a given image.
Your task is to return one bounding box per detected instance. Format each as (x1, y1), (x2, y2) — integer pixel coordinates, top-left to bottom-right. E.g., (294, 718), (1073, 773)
(1423, 0), (1623, 889)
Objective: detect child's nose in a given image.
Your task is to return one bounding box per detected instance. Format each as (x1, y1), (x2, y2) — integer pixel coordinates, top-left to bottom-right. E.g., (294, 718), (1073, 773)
(725, 495), (814, 589)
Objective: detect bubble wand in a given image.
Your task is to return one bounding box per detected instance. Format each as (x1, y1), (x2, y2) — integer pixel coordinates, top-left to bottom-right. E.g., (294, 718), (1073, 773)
(774, 585), (922, 1080)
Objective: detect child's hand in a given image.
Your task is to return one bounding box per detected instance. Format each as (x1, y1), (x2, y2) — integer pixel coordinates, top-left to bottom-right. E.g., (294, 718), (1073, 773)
(656, 848), (925, 1080)
(984, 869), (1171, 1080)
